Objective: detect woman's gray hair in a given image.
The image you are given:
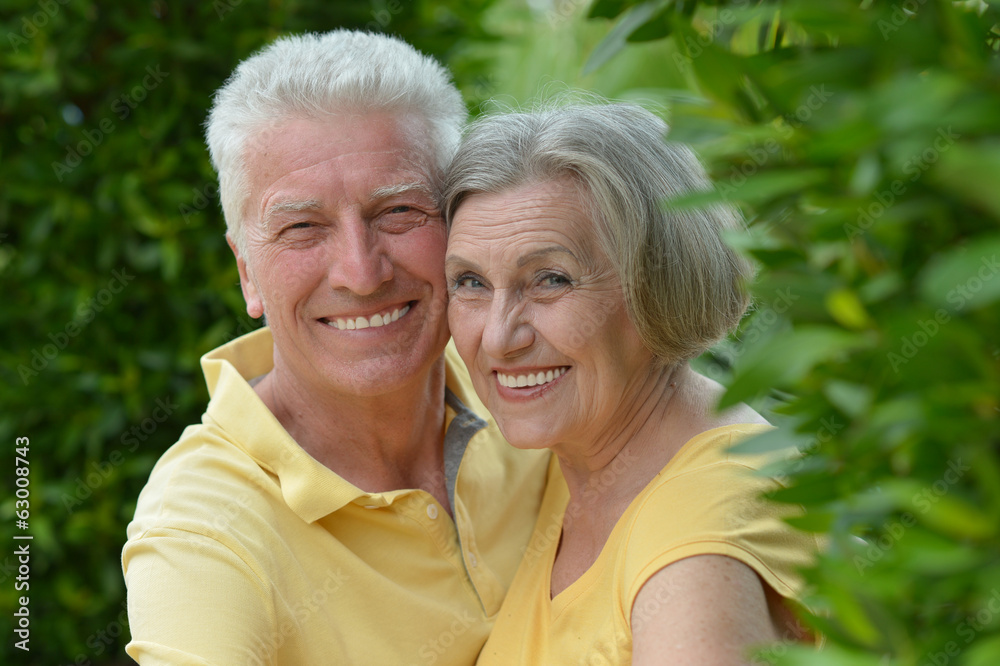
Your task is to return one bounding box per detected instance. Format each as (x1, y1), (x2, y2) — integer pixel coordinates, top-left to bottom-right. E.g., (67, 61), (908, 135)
(442, 102), (754, 364)
(206, 30), (466, 255)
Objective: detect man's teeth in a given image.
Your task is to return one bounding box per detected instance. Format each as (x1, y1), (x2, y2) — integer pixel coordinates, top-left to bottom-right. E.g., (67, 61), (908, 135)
(329, 305), (410, 331)
(497, 367), (567, 388)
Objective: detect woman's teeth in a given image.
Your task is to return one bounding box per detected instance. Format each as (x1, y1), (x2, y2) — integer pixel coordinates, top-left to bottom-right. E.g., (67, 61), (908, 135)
(497, 367), (567, 388)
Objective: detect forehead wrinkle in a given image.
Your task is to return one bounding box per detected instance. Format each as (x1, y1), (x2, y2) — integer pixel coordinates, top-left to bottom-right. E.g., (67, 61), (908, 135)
(262, 198), (323, 232)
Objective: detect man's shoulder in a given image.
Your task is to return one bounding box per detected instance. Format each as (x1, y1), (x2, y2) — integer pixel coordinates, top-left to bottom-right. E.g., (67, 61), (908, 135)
(127, 419), (281, 542)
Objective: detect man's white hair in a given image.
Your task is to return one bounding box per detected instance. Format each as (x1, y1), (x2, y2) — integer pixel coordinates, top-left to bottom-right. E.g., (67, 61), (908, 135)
(205, 30), (466, 254)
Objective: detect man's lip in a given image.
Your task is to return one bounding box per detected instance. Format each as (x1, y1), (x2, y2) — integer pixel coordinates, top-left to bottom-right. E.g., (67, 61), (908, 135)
(319, 301), (414, 330)
(319, 300), (414, 321)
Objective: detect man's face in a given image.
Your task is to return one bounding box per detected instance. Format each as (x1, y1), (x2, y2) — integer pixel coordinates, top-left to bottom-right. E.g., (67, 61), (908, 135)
(232, 112), (450, 397)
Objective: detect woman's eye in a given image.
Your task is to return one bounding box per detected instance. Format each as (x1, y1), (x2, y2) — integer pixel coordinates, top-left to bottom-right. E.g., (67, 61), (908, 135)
(454, 275), (484, 289)
(540, 273), (570, 287)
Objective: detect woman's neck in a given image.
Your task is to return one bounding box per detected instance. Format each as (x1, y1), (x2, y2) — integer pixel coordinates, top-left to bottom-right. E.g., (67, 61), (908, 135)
(554, 361), (691, 506)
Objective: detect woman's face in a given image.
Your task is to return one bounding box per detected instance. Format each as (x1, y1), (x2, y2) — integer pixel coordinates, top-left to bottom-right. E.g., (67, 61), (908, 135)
(445, 177), (656, 452)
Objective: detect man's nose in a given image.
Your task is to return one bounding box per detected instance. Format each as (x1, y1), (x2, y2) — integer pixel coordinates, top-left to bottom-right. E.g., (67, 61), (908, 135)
(327, 216), (393, 296)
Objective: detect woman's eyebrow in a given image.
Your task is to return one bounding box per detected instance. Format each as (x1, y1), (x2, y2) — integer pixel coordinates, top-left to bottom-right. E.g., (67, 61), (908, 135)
(444, 253), (478, 271)
(516, 246), (577, 267)
(445, 245), (578, 272)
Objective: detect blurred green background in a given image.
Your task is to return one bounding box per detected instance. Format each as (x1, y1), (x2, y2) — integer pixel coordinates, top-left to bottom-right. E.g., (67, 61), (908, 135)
(2, 0), (998, 663)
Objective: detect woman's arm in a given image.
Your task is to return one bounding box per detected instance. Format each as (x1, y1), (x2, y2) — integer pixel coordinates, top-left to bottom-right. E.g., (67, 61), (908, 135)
(631, 554), (780, 666)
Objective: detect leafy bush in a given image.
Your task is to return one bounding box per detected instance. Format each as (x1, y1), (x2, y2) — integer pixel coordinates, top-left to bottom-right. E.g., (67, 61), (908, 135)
(579, 0), (1000, 663)
(0, 1), (496, 662)
(4, 0), (997, 663)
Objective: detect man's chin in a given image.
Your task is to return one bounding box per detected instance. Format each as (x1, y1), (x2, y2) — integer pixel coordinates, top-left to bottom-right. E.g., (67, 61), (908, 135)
(314, 343), (447, 398)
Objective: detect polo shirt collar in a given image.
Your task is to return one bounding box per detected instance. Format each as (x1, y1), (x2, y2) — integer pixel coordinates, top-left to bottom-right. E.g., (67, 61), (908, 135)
(201, 328), (370, 522)
(199, 329), (489, 525)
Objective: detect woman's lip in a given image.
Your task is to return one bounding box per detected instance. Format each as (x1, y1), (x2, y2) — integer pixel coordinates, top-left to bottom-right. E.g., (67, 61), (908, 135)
(494, 366), (570, 390)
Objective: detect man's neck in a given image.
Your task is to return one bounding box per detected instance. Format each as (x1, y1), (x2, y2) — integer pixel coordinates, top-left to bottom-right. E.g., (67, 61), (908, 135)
(252, 351), (450, 508)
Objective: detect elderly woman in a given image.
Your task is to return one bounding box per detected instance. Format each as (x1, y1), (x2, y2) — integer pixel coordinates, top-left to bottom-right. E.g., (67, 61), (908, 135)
(442, 102), (817, 665)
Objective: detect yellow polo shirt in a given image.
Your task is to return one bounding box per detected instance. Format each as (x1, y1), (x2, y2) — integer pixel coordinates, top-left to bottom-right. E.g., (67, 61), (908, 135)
(477, 424), (817, 665)
(122, 328), (549, 665)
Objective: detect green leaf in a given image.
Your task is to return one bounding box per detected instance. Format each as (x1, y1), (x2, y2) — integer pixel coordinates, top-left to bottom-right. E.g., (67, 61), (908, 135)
(918, 493), (998, 540)
(769, 473), (841, 504)
(727, 426), (807, 455)
(823, 380), (872, 419)
(626, 7), (672, 42)
(931, 142), (1000, 220)
(823, 586), (884, 648)
(898, 528), (985, 575)
(588, 0), (633, 20)
(769, 645), (887, 666)
(583, 0), (667, 75)
(722, 326), (864, 407)
(723, 169), (829, 205)
(826, 288), (875, 330)
(918, 233), (1000, 311)
(965, 634), (1000, 666)
(785, 510), (836, 533)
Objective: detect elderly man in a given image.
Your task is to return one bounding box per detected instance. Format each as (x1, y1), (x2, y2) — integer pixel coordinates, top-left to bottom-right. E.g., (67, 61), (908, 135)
(122, 30), (548, 665)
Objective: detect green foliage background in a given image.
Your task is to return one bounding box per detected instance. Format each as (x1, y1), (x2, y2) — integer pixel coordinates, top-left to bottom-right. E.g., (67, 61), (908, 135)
(1, 0), (998, 664)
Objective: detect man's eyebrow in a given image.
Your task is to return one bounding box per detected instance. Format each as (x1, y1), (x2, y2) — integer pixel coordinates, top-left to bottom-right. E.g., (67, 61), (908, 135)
(516, 246), (577, 267)
(262, 199), (323, 231)
(369, 182), (434, 201)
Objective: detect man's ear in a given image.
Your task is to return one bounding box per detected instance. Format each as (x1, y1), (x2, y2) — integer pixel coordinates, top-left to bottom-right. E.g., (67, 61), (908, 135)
(227, 232), (264, 319)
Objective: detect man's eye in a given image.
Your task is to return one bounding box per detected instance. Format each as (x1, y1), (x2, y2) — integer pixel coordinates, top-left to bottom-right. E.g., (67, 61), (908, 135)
(389, 205), (412, 214)
(288, 222), (313, 230)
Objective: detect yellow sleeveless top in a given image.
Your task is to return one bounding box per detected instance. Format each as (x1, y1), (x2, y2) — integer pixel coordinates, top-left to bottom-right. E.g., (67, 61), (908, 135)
(477, 424), (817, 665)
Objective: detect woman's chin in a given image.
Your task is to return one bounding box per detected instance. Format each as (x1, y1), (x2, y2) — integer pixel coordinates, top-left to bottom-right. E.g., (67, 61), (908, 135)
(496, 422), (557, 451)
